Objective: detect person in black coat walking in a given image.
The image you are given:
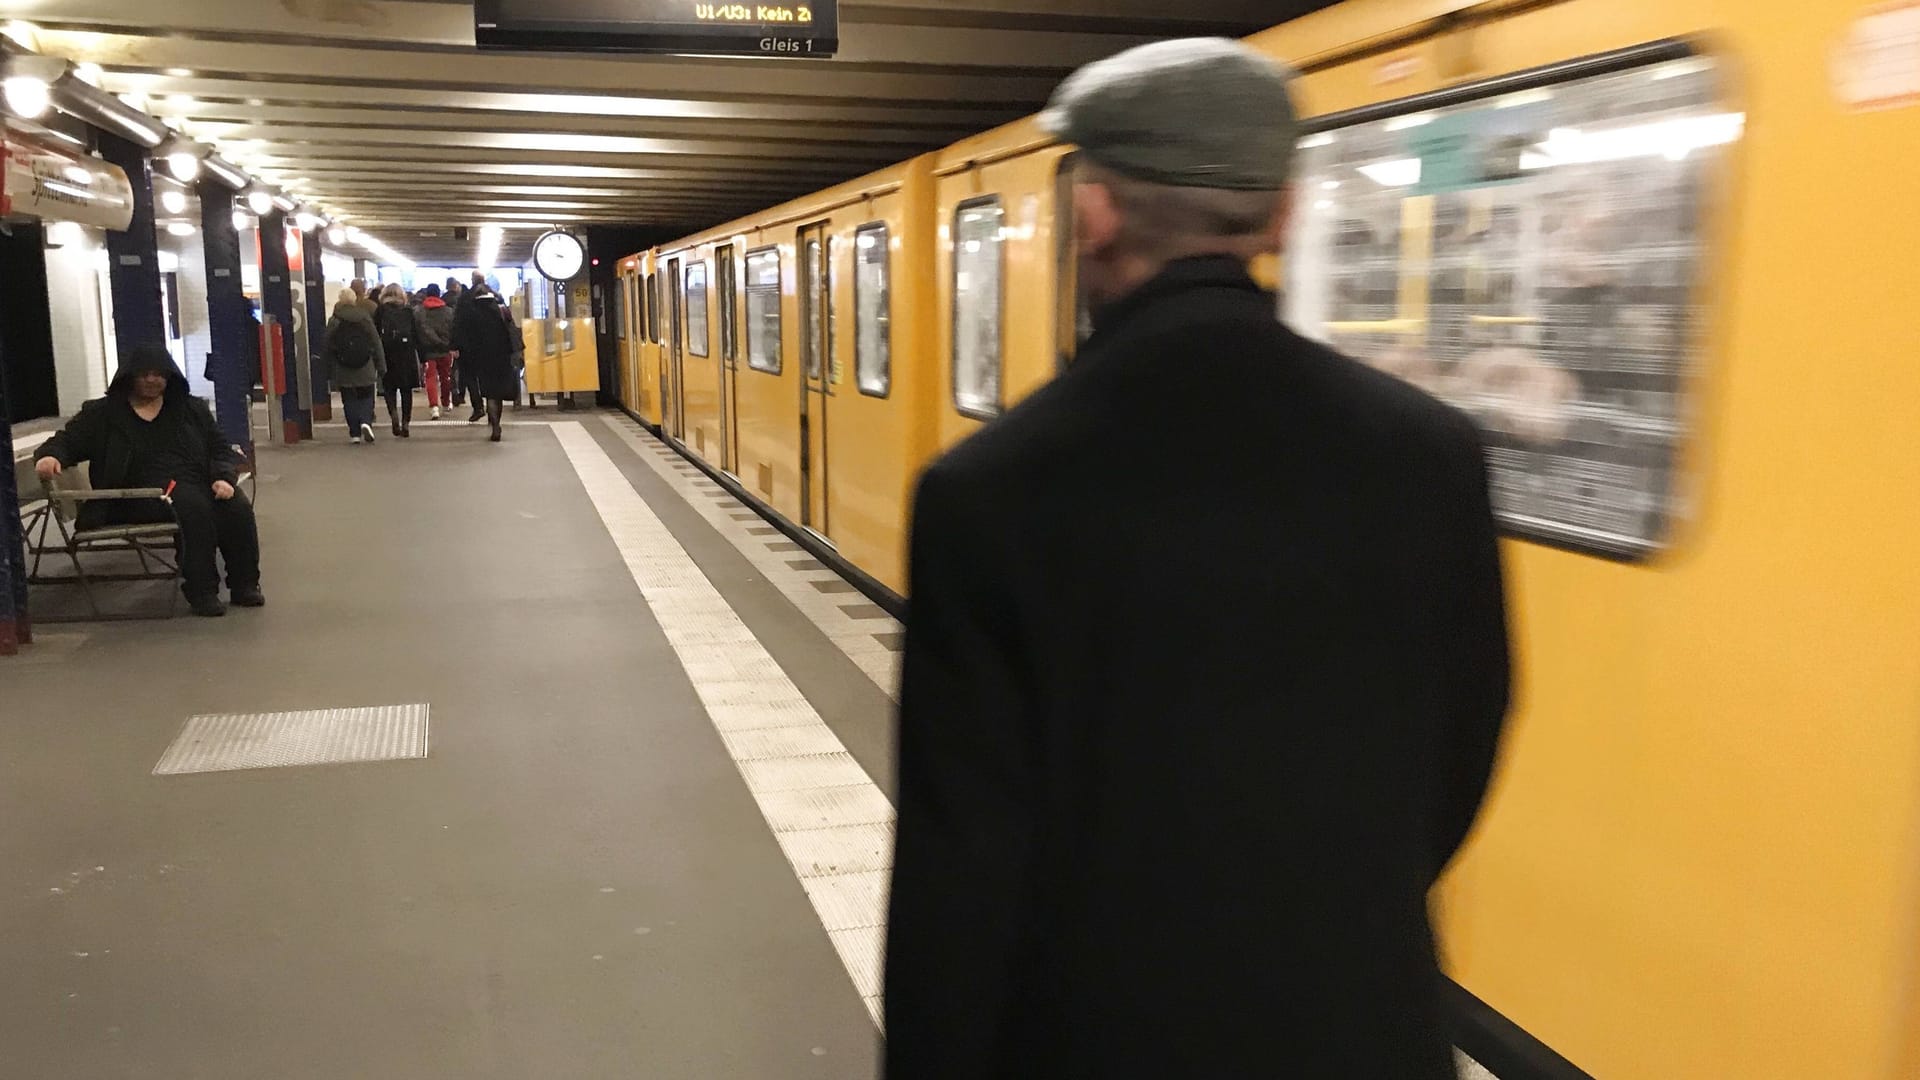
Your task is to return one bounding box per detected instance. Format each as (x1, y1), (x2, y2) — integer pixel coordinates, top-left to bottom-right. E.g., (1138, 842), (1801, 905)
(884, 39), (1511, 1079)
(374, 284), (422, 438)
(34, 345), (263, 617)
(448, 282), (520, 442)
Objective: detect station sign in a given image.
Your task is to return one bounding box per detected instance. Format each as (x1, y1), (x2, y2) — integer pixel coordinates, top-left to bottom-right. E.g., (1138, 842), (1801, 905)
(0, 126), (134, 231)
(475, 0), (838, 58)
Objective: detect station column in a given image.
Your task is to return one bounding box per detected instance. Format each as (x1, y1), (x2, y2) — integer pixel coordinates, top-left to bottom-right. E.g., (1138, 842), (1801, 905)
(198, 184), (255, 455)
(256, 208), (304, 444)
(0, 340), (27, 655)
(97, 133), (166, 370)
(303, 229), (331, 421)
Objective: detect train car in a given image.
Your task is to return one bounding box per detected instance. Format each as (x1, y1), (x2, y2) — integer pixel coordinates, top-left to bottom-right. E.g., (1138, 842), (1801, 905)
(637, 158), (938, 593)
(620, 3), (1920, 1075)
(616, 249), (665, 427)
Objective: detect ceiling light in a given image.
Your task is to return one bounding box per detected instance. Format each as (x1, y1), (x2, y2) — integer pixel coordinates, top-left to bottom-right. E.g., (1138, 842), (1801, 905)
(165, 150), (201, 181)
(165, 94), (195, 110)
(1, 20), (40, 50)
(3, 76), (51, 119)
(246, 189), (274, 216)
(271, 194), (296, 213)
(62, 165), (95, 185)
(1383, 113), (1435, 132)
(476, 224), (503, 272)
(165, 68), (195, 78)
(294, 211), (320, 232)
(327, 225), (346, 245)
(160, 189), (190, 215)
(118, 91), (148, 112)
(73, 62), (104, 86)
(166, 222), (196, 237)
(232, 209), (252, 233)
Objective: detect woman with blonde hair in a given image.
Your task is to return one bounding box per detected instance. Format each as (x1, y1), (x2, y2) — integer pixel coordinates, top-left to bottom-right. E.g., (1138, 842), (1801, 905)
(323, 288), (385, 443)
(374, 283), (422, 438)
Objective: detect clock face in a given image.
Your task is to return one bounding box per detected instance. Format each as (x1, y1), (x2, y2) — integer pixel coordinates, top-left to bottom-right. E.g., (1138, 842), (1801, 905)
(533, 231), (585, 281)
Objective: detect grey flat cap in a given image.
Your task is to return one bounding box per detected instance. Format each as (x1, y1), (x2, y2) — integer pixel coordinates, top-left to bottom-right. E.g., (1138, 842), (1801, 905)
(1040, 38), (1301, 192)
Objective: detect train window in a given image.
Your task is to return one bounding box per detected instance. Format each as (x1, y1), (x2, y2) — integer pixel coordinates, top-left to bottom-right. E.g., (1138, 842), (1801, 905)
(854, 223), (891, 397)
(745, 247), (783, 374)
(1054, 153), (1091, 371)
(1284, 45), (1732, 560)
(717, 247), (738, 362)
(800, 233), (826, 381)
(686, 261), (710, 357)
(648, 272), (660, 344)
(952, 196), (1005, 418)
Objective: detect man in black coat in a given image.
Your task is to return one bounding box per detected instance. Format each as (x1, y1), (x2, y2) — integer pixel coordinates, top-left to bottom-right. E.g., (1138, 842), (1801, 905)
(35, 345), (263, 617)
(884, 39), (1511, 1078)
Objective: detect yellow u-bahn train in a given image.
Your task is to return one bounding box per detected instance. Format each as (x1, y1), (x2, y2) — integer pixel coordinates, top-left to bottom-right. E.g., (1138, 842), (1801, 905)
(615, 1), (1920, 1077)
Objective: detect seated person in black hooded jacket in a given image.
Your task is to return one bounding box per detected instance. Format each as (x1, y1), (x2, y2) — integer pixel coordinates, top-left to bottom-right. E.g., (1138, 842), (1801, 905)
(35, 344), (263, 617)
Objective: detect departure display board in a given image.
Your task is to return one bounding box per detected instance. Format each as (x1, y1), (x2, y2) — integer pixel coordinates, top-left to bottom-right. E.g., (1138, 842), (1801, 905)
(475, 0), (838, 57)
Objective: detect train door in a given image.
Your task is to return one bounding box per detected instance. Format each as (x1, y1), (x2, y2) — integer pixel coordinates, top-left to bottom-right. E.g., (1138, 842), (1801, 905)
(717, 246), (740, 475)
(667, 255), (685, 440)
(797, 222), (832, 538)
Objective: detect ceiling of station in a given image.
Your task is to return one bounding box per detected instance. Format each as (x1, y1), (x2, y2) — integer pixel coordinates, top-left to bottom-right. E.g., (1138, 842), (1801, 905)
(0, 0), (1333, 264)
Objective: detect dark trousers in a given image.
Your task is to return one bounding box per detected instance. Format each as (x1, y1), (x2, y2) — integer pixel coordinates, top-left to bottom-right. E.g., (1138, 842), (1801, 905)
(114, 487), (260, 602)
(384, 388), (414, 427)
(341, 386), (376, 432)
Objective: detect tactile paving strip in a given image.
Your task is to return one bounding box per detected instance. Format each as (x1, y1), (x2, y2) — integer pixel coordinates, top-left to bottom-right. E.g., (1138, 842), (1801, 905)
(153, 704), (430, 775)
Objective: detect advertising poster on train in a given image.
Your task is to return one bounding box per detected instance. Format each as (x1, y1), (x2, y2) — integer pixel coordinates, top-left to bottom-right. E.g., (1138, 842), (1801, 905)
(1284, 55), (1736, 558)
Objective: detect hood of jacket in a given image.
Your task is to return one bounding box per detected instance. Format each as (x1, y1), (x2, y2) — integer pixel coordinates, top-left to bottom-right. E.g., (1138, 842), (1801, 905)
(422, 296), (447, 310)
(106, 344), (191, 402)
(333, 297), (378, 328)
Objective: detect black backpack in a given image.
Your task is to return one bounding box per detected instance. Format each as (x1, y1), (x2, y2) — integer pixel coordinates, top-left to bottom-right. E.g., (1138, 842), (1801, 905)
(378, 307), (413, 357)
(333, 319), (377, 369)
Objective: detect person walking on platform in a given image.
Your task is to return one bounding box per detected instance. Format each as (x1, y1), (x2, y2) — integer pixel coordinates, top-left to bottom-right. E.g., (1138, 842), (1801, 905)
(34, 345), (263, 617)
(884, 39), (1511, 1080)
(416, 283), (457, 420)
(449, 280), (518, 443)
(444, 280), (469, 411)
(375, 284), (422, 438)
(324, 289), (386, 444)
(348, 277), (378, 316)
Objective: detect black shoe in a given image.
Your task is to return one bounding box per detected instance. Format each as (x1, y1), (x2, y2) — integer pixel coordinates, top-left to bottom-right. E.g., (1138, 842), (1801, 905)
(489, 428), (502, 443)
(468, 409), (485, 423)
(230, 587), (265, 608)
(189, 596), (228, 617)
(392, 421), (403, 438)
(399, 426), (411, 438)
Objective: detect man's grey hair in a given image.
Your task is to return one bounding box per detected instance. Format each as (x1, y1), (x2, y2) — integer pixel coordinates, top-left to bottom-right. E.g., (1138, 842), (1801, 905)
(1080, 161), (1287, 263)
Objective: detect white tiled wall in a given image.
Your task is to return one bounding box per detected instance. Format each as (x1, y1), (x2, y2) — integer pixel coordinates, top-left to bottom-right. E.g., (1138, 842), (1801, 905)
(42, 224), (114, 416)
(162, 229), (214, 399)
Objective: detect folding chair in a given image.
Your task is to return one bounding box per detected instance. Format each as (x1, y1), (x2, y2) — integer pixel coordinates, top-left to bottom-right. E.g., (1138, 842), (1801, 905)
(23, 464), (183, 621)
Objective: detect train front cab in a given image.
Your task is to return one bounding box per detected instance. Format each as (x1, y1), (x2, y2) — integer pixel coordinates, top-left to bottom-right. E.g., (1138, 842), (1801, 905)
(651, 159), (938, 594)
(1245, 3), (1920, 1078)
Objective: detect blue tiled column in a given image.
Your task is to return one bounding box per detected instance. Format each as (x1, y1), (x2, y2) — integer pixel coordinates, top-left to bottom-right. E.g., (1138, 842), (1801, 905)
(256, 209), (305, 443)
(0, 338), (26, 653)
(98, 133), (166, 369)
(198, 184), (255, 455)
(303, 230), (331, 422)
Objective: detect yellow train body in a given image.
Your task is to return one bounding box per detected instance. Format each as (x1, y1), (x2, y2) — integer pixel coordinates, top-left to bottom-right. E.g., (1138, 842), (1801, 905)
(618, 2), (1920, 1075)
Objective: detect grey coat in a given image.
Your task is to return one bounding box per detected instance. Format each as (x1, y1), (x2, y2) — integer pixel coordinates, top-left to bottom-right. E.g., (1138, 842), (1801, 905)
(323, 299), (386, 390)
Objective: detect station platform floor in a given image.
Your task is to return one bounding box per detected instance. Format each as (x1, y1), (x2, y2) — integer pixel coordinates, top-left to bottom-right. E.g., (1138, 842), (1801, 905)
(3, 409), (899, 1079)
(4, 406), (1503, 1080)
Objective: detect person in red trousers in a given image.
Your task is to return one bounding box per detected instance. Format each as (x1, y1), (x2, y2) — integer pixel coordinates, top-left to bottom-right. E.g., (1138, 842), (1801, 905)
(415, 283), (457, 419)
